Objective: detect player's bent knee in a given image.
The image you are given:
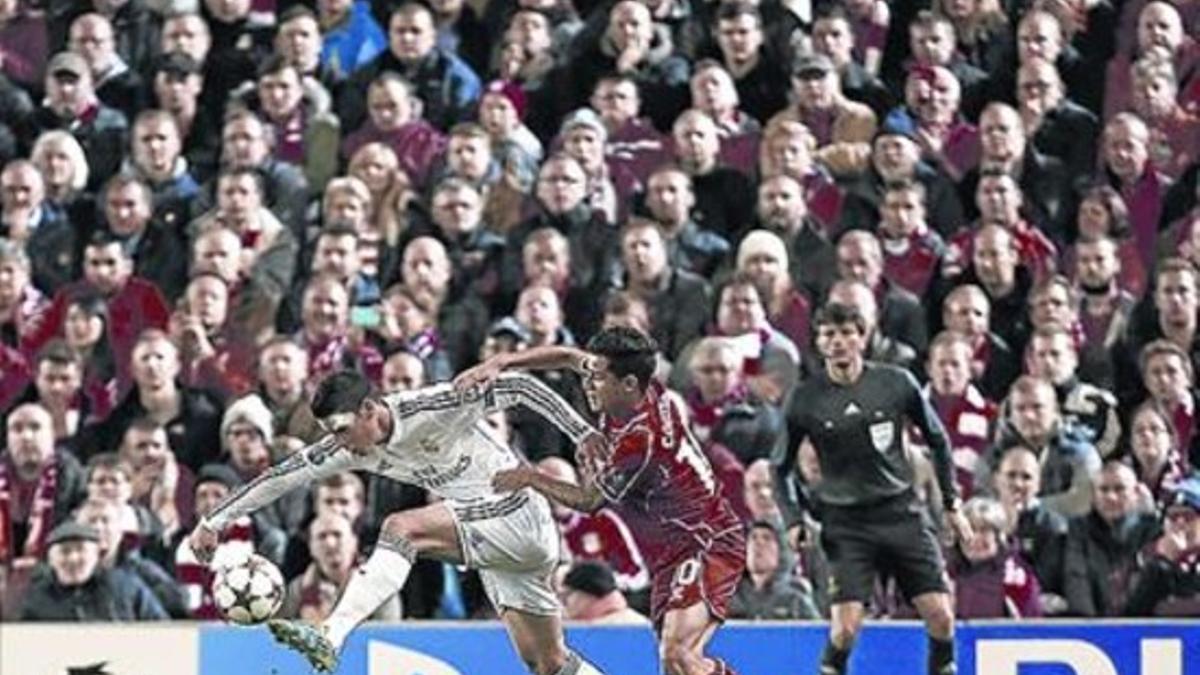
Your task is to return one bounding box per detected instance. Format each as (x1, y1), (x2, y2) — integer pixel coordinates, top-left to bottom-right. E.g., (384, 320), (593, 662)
(925, 605), (955, 638)
(659, 636), (698, 675)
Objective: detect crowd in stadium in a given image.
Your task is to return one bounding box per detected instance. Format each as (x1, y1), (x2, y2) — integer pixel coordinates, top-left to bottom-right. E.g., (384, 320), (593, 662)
(0, 0), (1199, 627)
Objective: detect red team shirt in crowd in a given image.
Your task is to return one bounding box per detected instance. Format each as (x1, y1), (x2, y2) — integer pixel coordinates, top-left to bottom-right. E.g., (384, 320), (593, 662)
(591, 382), (745, 624)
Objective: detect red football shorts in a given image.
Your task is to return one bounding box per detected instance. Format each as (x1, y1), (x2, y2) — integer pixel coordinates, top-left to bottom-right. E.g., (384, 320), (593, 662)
(650, 528), (746, 627)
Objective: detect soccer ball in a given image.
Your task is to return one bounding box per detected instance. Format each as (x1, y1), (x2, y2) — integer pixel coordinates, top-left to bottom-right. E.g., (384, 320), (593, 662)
(212, 553), (286, 625)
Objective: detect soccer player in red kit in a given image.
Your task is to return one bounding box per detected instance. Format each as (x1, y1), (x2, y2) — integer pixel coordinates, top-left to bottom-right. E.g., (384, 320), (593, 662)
(458, 326), (745, 675)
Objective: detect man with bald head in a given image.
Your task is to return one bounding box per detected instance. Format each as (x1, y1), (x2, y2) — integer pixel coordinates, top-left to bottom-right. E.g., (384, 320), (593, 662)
(536, 457), (650, 597)
(940, 283), (1020, 400)
(825, 279), (917, 371)
(400, 235), (488, 372)
(1, 403), (88, 575)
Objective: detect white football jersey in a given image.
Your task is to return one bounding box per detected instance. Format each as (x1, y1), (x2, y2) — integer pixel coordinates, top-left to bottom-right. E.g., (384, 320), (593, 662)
(205, 373), (595, 530)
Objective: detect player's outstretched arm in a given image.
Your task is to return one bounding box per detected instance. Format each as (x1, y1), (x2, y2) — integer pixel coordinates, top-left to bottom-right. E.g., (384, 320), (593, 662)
(190, 436), (359, 562)
(454, 345), (594, 390)
(490, 371), (598, 443)
(493, 463), (606, 513)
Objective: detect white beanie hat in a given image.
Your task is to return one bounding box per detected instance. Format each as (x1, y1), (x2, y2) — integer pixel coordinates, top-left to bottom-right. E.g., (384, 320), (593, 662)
(220, 394), (275, 452)
(736, 229), (790, 271)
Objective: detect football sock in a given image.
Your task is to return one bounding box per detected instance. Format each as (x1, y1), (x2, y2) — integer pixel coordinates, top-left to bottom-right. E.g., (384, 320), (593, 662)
(820, 638), (852, 675)
(710, 658), (737, 674)
(928, 635), (955, 675)
(323, 531), (416, 650)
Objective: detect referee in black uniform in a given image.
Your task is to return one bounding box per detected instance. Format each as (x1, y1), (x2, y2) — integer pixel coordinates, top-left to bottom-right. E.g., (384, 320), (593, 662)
(774, 302), (973, 675)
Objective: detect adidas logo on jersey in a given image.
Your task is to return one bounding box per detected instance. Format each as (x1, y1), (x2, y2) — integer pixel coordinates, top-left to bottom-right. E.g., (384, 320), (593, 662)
(843, 402), (861, 416)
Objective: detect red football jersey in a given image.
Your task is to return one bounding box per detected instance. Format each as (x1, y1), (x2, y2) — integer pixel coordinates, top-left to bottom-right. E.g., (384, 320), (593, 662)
(591, 383), (743, 574)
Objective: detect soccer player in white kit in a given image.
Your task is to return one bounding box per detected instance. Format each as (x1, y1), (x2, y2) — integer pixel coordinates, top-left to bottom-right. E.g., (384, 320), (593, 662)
(188, 370), (606, 674)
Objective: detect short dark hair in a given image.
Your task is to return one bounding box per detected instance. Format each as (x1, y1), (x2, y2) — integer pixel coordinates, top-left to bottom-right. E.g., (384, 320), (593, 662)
(311, 370), (374, 420)
(257, 52), (297, 80)
(815, 302), (868, 335)
(35, 339), (80, 370)
(716, 0), (761, 24)
(586, 326), (659, 390)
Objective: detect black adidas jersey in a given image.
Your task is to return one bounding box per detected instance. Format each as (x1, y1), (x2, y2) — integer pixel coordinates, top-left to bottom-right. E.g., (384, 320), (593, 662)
(777, 363), (959, 516)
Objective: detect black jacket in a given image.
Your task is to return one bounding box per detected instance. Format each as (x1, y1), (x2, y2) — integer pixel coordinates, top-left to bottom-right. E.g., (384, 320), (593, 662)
(1064, 511), (1159, 616)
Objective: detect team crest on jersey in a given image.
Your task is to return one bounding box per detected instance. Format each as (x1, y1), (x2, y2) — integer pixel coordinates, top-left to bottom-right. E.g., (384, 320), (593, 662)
(420, 438), (440, 454)
(869, 421), (895, 452)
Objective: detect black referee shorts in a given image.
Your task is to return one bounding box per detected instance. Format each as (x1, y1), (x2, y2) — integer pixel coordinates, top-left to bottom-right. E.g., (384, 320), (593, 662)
(819, 493), (949, 605)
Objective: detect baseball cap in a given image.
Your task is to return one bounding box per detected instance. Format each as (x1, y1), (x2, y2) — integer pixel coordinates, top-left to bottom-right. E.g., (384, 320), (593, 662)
(48, 52), (89, 79)
(47, 521), (100, 547)
(1165, 476), (1200, 513)
(563, 560), (618, 598)
(792, 52), (835, 79)
(488, 316), (531, 343)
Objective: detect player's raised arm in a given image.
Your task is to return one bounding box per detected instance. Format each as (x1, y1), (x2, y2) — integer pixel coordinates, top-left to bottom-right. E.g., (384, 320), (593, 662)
(190, 436), (361, 561)
(454, 345), (594, 390)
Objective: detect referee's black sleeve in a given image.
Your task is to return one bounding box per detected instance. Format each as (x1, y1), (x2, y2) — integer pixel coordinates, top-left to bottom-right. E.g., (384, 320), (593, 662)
(775, 393), (809, 528)
(903, 370), (960, 509)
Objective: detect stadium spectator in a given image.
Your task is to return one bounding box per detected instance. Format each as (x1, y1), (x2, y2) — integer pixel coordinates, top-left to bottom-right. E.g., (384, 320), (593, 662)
(336, 2), (481, 132)
(671, 275), (800, 406)
(874, 179), (946, 299)
(1135, 339), (1200, 464)
(1, 403), (88, 572)
(728, 519), (819, 620)
(220, 395), (305, 534)
(688, 61), (760, 175)
(712, 2), (787, 125)
(934, 0), (1013, 75)
(836, 229), (928, 355)
(810, 3), (893, 118)
(1014, 9), (1105, 117)
(593, 74), (671, 182)
(756, 119), (846, 237)
(671, 109), (755, 239)
(126, 109), (202, 230)
(375, 284), (454, 382)
(1071, 236), (1140, 389)
(219, 109), (311, 235)
(75, 496), (188, 617)
(1064, 461), (1161, 616)
(560, 560), (651, 625)
(281, 512), (402, 621)
(983, 376), (1102, 519)
(86, 329), (224, 471)
(151, 52), (219, 184)
(1125, 476), (1200, 616)
(254, 336), (313, 442)
(683, 336), (784, 466)
(28, 131), (93, 229)
(59, 295), (118, 419)
(923, 331), (997, 499)
(1128, 401), (1190, 509)
(1014, 57), (1100, 181)
(316, 0), (387, 82)
(886, 65), (979, 181)
(778, 51), (876, 178)
(340, 72), (447, 191)
(478, 79), (543, 188)
(751, 173), (838, 303)
(903, 10), (988, 119)
(273, 8), (327, 87)
(1, 160), (78, 294)
(69, 13), (145, 122)
(1025, 321), (1122, 459)
(32, 52), (128, 191)
(1099, 113), (1169, 271)
(640, 165), (730, 279)
(611, 218), (710, 361)
(117, 417), (194, 536)
(0, 237), (47, 352)
(735, 229), (811, 354)
(992, 445), (1069, 607)
(19, 520), (168, 621)
(949, 497), (1042, 618)
(1130, 54), (1200, 182)
(940, 283), (1019, 401)
(101, 173), (190, 303)
(398, 236), (488, 372)
(942, 224), (1035, 358)
(25, 341), (91, 445)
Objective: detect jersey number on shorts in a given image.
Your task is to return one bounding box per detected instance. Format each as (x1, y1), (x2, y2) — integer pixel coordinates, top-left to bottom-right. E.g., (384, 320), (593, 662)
(674, 557), (702, 588)
(675, 433), (717, 495)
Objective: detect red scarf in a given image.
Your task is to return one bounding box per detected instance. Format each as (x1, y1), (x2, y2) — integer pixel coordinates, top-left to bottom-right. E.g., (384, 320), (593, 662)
(685, 384), (749, 443)
(0, 458), (59, 565)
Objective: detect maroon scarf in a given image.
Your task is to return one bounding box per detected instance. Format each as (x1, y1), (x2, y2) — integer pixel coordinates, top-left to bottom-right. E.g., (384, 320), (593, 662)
(0, 458), (59, 564)
(685, 384), (749, 443)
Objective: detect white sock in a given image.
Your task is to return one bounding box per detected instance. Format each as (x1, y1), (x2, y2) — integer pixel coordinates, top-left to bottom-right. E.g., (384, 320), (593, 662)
(556, 650), (605, 675)
(323, 532), (416, 650)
